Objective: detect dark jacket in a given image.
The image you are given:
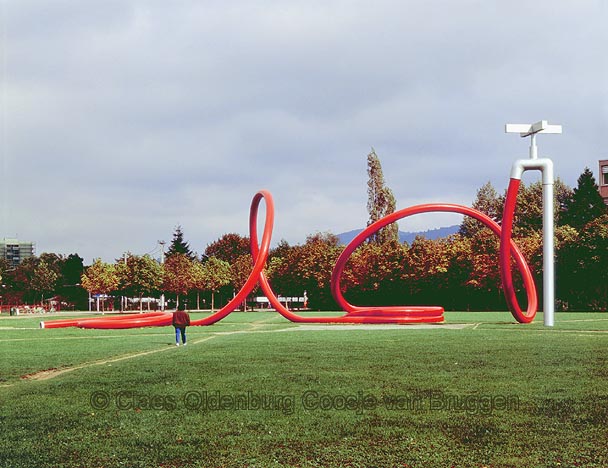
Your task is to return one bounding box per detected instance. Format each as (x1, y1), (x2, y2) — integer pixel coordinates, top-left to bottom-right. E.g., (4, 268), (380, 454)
(172, 310), (190, 327)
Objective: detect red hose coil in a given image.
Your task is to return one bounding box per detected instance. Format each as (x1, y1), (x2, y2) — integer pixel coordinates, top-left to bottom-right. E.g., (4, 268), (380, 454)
(499, 179), (537, 323)
(41, 186), (537, 328)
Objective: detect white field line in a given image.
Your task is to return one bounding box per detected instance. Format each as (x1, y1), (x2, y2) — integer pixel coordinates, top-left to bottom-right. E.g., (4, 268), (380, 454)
(477, 327), (608, 334)
(2, 317), (290, 386)
(554, 318), (608, 323)
(1, 336), (218, 387)
(282, 323), (475, 331)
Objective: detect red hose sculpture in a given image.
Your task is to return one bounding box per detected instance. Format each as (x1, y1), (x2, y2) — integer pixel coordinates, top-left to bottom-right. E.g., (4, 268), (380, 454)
(41, 185), (537, 329)
(500, 179), (537, 323)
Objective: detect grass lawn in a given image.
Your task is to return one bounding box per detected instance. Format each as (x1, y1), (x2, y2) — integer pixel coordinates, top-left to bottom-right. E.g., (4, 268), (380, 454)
(0, 311), (607, 467)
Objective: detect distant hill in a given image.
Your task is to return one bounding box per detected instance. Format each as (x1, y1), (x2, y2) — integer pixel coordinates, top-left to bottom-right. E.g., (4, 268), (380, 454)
(337, 225), (460, 245)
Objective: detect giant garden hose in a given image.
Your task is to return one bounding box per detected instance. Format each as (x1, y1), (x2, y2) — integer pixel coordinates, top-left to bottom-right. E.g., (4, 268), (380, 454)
(41, 185), (537, 329)
(499, 178), (537, 323)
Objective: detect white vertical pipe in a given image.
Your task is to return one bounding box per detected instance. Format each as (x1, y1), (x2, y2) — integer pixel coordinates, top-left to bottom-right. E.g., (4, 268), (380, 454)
(530, 134), (538, 159)
(510, 158), (554, 327)
(542, 161), (554, 327)
(506, 121), (560, 327)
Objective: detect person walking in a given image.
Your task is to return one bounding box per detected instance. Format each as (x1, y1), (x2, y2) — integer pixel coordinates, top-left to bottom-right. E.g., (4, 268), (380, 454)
(172, 302), (190, 346)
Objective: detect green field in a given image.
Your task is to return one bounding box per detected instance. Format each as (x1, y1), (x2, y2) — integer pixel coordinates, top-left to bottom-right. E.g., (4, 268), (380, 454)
(1, 311), (607, 467)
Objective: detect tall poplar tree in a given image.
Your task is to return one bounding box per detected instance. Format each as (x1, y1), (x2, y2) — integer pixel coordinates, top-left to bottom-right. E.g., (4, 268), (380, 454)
(367, 149), (399, 244)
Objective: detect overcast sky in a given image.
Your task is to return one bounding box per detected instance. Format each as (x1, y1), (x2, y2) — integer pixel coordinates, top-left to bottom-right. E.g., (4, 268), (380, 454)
(1, 0), (606, 264)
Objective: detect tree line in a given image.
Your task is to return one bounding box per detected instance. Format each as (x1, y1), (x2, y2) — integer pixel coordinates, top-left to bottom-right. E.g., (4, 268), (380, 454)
(1, 160), (606, 312)
(265, 167), (607, 312)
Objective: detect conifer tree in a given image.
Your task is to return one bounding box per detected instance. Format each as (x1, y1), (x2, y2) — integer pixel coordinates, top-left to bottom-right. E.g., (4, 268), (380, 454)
(166, 225), (195, 260)
(562, 167), (607, 230)
(366, 149), (399, 244)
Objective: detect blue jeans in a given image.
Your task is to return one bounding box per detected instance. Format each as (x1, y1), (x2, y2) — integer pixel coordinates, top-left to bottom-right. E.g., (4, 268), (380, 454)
(175, 327), (186, 344)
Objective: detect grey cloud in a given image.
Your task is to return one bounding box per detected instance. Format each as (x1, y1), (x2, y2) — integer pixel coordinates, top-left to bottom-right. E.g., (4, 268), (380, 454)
(2, 0), (606, 262)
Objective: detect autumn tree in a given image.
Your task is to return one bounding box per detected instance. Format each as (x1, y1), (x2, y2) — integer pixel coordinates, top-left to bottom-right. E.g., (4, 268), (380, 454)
(196, 256), (232, 311)
(340, 240), (409, 307)
(0, 258), (7, 284)
(441, 234), (475, 311)
(9, 257), (39, 304)
(406, 235), (453, 305)
(205, 233), (250, 264)
(269, 239), (292, 260)
(162, 253), (196, 307)
(269, 232), (342, 310)
(367, 149), (398, 244)
(231, 254), (255, 307)
(266, 253), (300, 301)
(190, 261), (206, 310)
(30, 260), (59, 304)
(116, 253), (163, 311)
(266, 242), (299, 302)
(190, 257), (232, 311)
(81, 259), (119, 312)
(38, 253), (63, 285)
(265, 241), (294, 296)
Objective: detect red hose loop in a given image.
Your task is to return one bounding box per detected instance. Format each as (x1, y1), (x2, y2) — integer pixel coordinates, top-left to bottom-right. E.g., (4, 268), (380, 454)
(190, 190), (275, 326)
(250, 197), (443, 323)
(41, 189), (538, 328)
(331, 203), (537, 323)
(499, 179), (537, 323)
(42, 191), (276, 329)
(41, 311), (170, 329)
